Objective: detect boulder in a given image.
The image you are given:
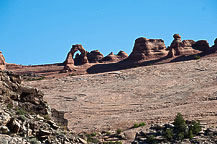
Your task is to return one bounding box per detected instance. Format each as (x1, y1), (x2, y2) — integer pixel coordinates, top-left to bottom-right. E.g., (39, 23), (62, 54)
(0, 111), (11, 126)
(36, 129), (51, 140)
(0, 126), (10, 134)
(128, 37), (167, 61)
(64, 44), (88, 70)
(87, 50), (104, 63)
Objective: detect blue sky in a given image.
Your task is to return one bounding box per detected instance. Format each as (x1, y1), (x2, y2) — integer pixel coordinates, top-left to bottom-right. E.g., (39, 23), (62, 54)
(0, 0), (217, 65)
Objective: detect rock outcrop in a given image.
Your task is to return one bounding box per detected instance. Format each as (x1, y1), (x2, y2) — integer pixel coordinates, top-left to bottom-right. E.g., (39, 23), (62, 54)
(127, 37), (167, 61)
(192, 40), (210, 54)
(102, 52), (120, 62)
(0, 71), (81, 143)
(102, 51), (128, 62)
(87, 50), (104, 63)
(0, 51), (6, 70)
(64, 44), (88, 70)
(117, 51), (128, 59)
(211, 38), (217, 51)
(167, 34), (199, 57)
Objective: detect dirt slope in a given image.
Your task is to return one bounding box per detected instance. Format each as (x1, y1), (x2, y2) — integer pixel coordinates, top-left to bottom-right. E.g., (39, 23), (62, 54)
(23, 57), (217, 134)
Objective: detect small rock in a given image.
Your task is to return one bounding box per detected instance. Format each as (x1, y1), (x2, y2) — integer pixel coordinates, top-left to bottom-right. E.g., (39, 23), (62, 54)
(36, 115), (44, 120)
(78, 138), (88, 144)
(0, 126), (10, 134)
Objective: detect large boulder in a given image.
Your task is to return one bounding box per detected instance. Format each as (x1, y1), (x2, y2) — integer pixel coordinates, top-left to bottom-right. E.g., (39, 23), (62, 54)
(87, 50), (104, 63)
(64, 44), (88, 70)
(127, 37), (167, 61)
(0, 51), (6, 70)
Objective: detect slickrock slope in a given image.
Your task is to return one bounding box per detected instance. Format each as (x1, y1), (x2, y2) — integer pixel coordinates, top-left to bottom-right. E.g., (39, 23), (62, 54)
(24, 56), (217, 137)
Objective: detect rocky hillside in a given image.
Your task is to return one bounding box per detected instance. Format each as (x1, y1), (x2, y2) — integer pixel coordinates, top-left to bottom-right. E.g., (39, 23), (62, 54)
(0, 71), (89, 144)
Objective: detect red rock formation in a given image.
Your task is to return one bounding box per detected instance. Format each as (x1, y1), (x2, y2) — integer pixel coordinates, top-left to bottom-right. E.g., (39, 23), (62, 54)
(64, 44), (88, 70)
(211, 38), (217, 51)
(167, 34), (198, 57)
(102, 52), (120, 62)
(117, 51), (128, 59)
(87, 50), (104, 63)
(0, 51), (6, 70)
(192, 40), (210, 53)
(128, 37), (167, 61)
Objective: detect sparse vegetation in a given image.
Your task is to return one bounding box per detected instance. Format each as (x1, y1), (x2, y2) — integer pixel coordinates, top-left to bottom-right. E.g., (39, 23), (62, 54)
(7, 103), (13, 109)
(116, 129), (122, 134)
(146, 135), (156, 144)
(16, 108), (27, 115)
(86, 133), (99, 143)
(161, 113), (202, 142)
(29, 138), (40, 144)
(194, 55), (201, 60)
(69, 73), (77, 76)
(133, 122), (146, 128)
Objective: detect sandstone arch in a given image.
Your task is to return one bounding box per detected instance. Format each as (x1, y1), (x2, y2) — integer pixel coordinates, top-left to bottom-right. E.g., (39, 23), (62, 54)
(64, 44), (88, 70)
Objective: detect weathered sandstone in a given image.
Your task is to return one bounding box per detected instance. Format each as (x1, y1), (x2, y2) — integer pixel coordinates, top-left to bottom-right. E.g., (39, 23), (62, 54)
(128, 37), (167, 61)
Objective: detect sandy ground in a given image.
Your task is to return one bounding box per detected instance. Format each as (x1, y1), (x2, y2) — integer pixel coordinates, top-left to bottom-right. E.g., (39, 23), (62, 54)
(24, 57), (217, 134)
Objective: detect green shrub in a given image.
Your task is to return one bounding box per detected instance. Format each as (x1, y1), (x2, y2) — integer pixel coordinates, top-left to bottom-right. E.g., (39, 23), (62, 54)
(146, 135), (156, 144)
(194, 55), (200, 60)
(189, 120), (201, 135)
(173, 113), (186, 133)
(139, 122), (146, 127)
(134, 123), (139, 128)
(163, 129), (174, 141)
(16, 108), (27, 115)
(86, 134), (99, 143)
(7, 103), (13, 109)
(133, 122), (146, 128)
(177, 132), (185, 140)
(187, 130), (194, 139)
(29, 138), (40, 144)
(91, 132), (97, 137)
(69, 73), (77, 76)
(116, 129), (122, 134)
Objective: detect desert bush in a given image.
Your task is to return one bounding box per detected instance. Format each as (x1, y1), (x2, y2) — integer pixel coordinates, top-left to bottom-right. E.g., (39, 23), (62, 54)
(163, 129), (174, 141)
(133, 122), (146, 128)
(116, 129), (122, 134)
(146, 135), (156, 144)
(194, 55), (200, 60)
(189, 120), (201, 135)
(16, 108), (27, 115)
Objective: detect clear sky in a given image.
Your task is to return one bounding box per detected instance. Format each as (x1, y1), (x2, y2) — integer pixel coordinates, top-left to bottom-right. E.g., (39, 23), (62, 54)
(0, 0), (217, 65)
